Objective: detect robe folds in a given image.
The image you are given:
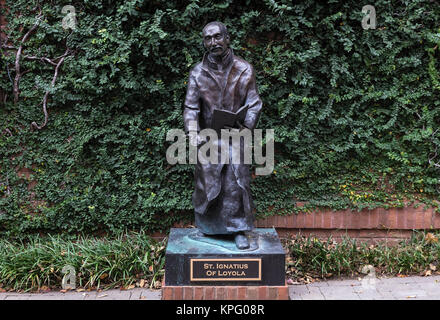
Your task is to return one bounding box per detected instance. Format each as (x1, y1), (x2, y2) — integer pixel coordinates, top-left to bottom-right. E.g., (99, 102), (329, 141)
(183, 49), (263, 235)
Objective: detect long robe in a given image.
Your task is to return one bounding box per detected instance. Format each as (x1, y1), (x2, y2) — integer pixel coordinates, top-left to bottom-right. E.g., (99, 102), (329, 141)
(183, 49), (263, 235)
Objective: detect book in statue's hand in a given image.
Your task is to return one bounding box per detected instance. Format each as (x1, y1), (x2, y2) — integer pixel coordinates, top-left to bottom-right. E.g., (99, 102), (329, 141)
(212, 104), (249, 131)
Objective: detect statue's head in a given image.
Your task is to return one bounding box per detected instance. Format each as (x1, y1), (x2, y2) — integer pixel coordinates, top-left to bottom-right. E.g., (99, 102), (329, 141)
(202, 21), (230, 57)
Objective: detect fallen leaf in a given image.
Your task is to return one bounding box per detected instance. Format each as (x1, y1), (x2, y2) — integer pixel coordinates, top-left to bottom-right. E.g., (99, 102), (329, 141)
(99, 273), (108, 280)
(76, 288), (85, 292)
(423, 270), (432, 277)
(140, 296), (146, 300)
(140, 279), (145, 288)
(406, 295), (416, 298)
(429, 264), (437, 271)
(126, 284), (135, 290)
(425, 233), (438, 244)
(97, 294), (108, 298)
(148, 265), (154, 272)
(397, 274), (407, 278)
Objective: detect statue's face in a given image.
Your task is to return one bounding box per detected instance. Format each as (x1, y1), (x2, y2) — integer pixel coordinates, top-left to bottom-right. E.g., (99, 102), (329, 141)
(203, 24), (229, 57)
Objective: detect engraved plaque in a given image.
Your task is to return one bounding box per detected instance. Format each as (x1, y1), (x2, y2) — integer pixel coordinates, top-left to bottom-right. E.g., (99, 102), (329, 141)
(190, 258), (261, 281)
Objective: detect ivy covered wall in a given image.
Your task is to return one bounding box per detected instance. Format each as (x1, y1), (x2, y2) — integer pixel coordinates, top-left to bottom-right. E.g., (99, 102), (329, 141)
(0, 0), (439, 237)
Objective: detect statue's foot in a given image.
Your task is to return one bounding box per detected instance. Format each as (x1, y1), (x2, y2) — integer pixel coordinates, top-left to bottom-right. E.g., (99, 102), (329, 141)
(234, 232), (249, 250)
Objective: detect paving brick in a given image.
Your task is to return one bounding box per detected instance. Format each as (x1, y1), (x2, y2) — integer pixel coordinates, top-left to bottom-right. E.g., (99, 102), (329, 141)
(237, 287), (246, 300)
(278, 285), (289, 300)
(173, 287), (183, 300)
(194, 287), (204, 300)
(204, 287), (214, 300)
(247, 287), (258, 300)
(215, 287), (226, 300)
(162, 286), (173, 300)
(268, 286), (278, 300)
(258, 286), (268, 300)
(225, 286), (237, 300)
(183, 286), (193, 300)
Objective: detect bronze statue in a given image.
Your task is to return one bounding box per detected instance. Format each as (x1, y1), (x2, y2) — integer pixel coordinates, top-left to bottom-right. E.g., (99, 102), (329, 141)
(183, 21), (263, 250)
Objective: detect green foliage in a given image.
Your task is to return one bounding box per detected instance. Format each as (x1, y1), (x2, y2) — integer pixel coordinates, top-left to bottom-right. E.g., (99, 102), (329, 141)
(285, 231), (440, 280)
(0, 231), (166, 291)
(0, 0), (439, 236)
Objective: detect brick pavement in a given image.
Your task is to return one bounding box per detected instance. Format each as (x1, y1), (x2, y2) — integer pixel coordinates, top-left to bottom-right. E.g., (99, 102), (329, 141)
(1, 275), (439, 300)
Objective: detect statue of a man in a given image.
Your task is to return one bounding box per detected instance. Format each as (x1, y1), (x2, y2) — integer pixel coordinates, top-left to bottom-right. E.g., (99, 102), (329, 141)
(183, 21), (263, 249)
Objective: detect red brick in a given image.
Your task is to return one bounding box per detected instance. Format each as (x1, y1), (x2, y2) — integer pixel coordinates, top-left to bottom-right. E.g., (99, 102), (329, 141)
(296, 213), (305, 229)
(226, 286), (237, 300)
(433, 212), (440, 229)
(424, 210), (433, 230)
(348, 210), (359, 229)
(387, 208), (398, 229)
(216, 287), (226, 300)
(282, 215), (288, 227)
(204, 287), (214, 300)
(288, 213), (296, 228)
(162, 286), (173, 300)
(406, 209), (416, 229)
(194, 287), (204, 300)
(247, 287), (258, 300)
(237, 287), (247, 300)
(378, 208), (388, 229)
(258, 286), (268, 300)
(304, 212), (314, 228)
(313, 211), (323, 228)
(332, 211), (343, 229)
(397, 208), (406, 229)
(323, 210), (332, 229)
(369, 209), (380, 229)
(274, 215), (281, 227)
(268, 286), (278, 300)
(359, 211), (370, 229)
(174, 287), (183, 300)
(342, 209), (351, 230)
(278, 285), (289, 300)
(183, 286), (193, 300)
(415, 210), (424, 229)
(266, 216), (275, 227)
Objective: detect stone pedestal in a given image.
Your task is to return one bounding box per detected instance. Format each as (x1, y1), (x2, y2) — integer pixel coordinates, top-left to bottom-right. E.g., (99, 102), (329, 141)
(162, 228), (288, 300)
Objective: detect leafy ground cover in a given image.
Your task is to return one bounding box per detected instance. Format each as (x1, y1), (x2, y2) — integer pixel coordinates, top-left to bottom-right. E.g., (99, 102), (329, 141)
(0, 230), (439, 292)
